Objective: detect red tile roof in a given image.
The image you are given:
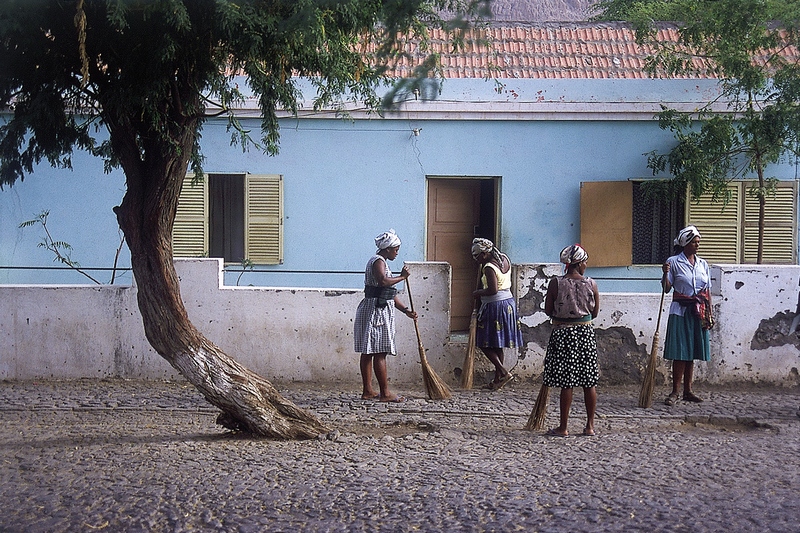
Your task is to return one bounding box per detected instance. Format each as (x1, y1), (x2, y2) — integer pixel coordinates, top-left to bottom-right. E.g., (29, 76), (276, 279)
(386, 22), (713, 80)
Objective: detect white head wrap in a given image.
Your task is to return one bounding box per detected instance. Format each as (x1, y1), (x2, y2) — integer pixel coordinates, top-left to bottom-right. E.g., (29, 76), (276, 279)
(674, 225), (701, 248)
(375, 229), (401, 251)
(471, 238), (494, 258)
(471, 238), (504, 263)
(560, 244), (588, 266)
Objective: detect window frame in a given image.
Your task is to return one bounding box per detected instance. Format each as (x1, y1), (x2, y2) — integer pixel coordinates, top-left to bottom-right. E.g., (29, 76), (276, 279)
(173, 172), (284, 265)
(580, 179), (798, 266)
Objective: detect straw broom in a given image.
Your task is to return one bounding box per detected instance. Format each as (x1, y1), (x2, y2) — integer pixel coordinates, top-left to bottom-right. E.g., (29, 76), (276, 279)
(460, 269), (483, 390)
(460, 308), (477, 389)
(524, 382), (549, 431)
(525, 300), (551, 430)
(638, 288), (667, 408)
(405, 278), (452, 400)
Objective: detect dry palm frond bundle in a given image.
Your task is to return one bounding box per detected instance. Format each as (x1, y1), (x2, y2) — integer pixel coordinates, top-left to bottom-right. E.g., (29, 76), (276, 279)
(460, 269), (483, 390)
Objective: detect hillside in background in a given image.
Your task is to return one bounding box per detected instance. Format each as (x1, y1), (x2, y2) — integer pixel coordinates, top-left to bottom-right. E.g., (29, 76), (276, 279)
(490, 0), (599, 22)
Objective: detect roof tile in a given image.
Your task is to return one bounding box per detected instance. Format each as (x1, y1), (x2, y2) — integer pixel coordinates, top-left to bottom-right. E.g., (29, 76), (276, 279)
(384, 22), (697, 79)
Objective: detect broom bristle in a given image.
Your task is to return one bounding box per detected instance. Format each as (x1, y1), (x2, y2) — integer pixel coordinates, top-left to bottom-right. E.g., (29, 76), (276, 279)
(638, 335), (659, 408)
(460, 311), (477, 389)
(404, 277), (452, 400)
(639, 290), (667, 409)
(524, 383), (550, 430)
(460, 348), (475, 390)
(420, 347), (452, 400)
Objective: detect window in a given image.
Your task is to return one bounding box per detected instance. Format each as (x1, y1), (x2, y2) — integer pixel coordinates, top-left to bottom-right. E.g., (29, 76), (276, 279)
(632, 181), (685, 264)
(173, 173), (283, 264)
(580, 180), (796, 266)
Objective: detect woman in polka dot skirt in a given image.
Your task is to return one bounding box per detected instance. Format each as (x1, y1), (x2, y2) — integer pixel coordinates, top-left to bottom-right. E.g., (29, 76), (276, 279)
(543, 244), (600, 437)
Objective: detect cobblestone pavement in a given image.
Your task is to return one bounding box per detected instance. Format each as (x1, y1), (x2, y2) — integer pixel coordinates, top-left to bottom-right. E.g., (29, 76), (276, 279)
(1, 379), (798, 533)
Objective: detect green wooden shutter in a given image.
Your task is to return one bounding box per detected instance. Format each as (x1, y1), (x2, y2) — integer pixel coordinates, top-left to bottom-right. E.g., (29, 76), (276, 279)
(743, 181), (797, 264)
(173, 174), (208, 257)
(688, 181), (797, 264)
(245, 174), (283, 264)
(686, 185), (741, 263)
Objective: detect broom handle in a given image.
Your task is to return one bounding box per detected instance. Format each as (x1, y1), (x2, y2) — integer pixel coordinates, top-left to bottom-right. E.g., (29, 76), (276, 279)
(404, 276), (425, 348)
(406, 272), (415, 313)
(474, 264), (484, 309)
(655, 283), (666, 332)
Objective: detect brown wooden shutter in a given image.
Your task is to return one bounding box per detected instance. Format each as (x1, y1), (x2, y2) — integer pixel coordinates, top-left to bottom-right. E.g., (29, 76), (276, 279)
(580, 181), (633, 267)
(687, 180), (797, 264)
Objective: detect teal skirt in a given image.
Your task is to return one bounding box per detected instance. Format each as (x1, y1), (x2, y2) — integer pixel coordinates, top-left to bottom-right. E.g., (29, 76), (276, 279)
(663, 313), (710, 361)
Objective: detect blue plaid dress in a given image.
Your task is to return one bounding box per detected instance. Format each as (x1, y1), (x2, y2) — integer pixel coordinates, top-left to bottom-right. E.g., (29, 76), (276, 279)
(354, 255), (398, 355)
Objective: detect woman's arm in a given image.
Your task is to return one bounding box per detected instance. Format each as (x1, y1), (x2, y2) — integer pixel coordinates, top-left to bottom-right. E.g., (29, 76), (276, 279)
(372, 259), (410, 287)
(472, 265), (498, 298)
(544, 277), (558, 317)
(393, 295), (417, 319)
(661, 261), (673, 293)
(590, 279), (601, 319)
(701, 257), (712, 291)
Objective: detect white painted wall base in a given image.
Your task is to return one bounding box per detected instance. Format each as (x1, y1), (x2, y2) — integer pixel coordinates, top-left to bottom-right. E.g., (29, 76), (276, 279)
(2, 259), (798, 386)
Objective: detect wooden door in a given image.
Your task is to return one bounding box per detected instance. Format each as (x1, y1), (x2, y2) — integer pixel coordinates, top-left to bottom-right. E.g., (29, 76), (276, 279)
(427, 179), (482, 331)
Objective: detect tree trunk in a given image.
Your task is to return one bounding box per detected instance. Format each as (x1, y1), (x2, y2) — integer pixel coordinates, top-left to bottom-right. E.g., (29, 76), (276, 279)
(108, 107), (328, 439)
(756, 155), (765, 265)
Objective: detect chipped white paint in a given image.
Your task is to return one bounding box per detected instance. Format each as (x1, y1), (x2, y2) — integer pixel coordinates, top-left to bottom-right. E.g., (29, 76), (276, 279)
(1, 259), (798, 386)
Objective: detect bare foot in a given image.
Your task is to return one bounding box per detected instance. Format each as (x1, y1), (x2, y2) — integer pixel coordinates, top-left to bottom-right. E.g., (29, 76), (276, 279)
(379, 395), (406, 403)
(361, 392), (380, 400)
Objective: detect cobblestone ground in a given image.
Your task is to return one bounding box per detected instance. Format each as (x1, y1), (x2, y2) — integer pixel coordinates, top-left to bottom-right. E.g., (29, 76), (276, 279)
(0, 379), (798, 533)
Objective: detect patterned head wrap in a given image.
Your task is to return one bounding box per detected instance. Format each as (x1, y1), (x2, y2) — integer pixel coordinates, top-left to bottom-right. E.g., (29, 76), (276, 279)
(375, 229), (401, 251)
(560, 244), (588, 267)
(471, 238), (503, 263)
(471, 238), (493, 258)
(674, 225), (701, 248)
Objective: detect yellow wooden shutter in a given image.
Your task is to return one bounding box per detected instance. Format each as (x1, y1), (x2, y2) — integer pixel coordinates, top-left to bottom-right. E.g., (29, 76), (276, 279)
(173, 174), (208, 257)
(686, 184), (741, 263)
(580, 181), (633, 267)
(743, 180), (797, 264)
(245, 174), (283, 264)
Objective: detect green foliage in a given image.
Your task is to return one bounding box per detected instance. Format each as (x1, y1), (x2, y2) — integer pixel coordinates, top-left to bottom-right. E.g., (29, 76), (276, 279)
(594, 1), (800, 262)
(0, 0), (492, 186)
(236, 258), (254, 286)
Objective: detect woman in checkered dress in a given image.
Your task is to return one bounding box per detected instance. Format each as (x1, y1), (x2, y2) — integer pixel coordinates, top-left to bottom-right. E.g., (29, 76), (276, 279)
(354, 230), (417, 402)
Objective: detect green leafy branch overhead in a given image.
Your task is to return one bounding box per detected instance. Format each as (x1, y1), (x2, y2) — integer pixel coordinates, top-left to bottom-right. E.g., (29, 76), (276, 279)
(594, 0), (800, 263)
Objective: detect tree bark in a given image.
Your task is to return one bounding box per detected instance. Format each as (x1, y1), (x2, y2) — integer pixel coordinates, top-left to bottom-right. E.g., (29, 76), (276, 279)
(756, 152), (765, 265)
(107, 95), (328, 439)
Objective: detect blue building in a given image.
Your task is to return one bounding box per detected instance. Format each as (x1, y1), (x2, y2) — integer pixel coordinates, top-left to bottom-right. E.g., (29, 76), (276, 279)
(2, 23), (797, 333)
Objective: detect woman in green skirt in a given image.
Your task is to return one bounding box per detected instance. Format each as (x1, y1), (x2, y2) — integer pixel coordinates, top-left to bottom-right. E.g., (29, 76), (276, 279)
(661, 225), (712, 406)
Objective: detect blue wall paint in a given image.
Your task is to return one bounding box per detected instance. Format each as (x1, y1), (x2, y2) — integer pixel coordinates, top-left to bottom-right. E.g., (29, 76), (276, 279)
(2, 78), (798, 291)
(0, 148), (132, 285)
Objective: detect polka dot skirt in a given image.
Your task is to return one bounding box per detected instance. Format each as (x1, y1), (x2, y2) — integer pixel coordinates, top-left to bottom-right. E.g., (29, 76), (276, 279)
(543, 324), (599, 388)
